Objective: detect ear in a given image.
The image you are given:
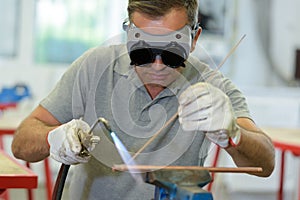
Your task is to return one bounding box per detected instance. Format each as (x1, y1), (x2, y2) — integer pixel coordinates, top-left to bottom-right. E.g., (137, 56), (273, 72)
(190, 27), (202, 52)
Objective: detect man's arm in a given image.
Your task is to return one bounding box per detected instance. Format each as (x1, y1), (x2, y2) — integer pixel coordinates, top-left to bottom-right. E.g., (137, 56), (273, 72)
(11, 105), (61, 162)
(226, 117), (275, 177)
(178, 82), (275, 177)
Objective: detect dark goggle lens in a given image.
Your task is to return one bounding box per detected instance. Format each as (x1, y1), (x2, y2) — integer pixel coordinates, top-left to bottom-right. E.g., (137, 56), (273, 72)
(161, 48), (185, 68)
(129, 48), (154, 66)
(129, 47), (185, 68)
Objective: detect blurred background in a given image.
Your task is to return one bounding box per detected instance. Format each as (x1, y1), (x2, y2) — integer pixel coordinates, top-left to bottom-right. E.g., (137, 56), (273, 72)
(0, 0), (300, 199)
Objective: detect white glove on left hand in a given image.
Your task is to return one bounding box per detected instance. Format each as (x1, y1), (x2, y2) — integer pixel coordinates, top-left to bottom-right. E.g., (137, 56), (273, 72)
(47, 119), (100, 165)
(178, 82), (241, 148)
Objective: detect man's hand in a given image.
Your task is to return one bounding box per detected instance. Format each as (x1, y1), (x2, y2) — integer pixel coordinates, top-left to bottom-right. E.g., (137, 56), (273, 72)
(178, 82), (241, 148)
(47, 119), (100, 165)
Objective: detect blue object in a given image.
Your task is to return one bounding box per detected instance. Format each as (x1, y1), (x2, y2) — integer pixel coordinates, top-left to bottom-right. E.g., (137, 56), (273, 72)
(0, 84), (31, 103)
(145, 170), (214, 200)
(154, 185), (214, 200)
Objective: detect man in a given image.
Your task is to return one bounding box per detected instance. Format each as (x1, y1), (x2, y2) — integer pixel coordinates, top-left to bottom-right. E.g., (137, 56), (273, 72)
(11, 0), (275, 199)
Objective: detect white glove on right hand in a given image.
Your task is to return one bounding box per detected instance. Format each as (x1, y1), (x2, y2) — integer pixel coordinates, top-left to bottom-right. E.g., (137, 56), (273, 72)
(47, 119), (100, 165)
(178, 82), (241, 148)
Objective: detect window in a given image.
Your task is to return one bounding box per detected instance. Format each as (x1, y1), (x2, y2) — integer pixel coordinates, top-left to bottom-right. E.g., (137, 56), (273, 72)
(0, 0), (20, 57)
(34, 0), (127, 64)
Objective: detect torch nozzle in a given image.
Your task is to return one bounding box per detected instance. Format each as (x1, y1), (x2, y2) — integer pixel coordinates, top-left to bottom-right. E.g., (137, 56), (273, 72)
(97, 117), (112, 132)
(87, 117), (112, 135)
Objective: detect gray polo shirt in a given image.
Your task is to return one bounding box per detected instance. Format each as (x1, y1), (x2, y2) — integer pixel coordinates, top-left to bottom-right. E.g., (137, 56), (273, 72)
(41, 44), (251, 200)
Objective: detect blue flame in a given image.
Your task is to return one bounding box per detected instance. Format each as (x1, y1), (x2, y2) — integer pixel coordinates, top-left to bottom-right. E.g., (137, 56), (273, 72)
(110, 132), (143, 183)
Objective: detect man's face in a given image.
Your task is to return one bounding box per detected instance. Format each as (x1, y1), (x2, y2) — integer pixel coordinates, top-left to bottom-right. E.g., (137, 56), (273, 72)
(131, 8), (189, 87)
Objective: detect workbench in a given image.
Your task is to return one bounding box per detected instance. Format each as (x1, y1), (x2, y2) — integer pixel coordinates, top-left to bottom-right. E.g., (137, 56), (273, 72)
(263, 127), (300, 155)
(0, 107), (53, 200)
(0, 149), (38, 197)
(262, 127), (300, 200)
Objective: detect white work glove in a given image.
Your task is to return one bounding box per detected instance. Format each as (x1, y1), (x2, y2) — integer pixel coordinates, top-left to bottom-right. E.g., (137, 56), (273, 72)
(178, 82), (241, 148)
(47, 119), (100, 165)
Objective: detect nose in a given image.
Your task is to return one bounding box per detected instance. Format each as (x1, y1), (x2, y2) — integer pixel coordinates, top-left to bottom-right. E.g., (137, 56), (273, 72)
(151, 55), (166, 71)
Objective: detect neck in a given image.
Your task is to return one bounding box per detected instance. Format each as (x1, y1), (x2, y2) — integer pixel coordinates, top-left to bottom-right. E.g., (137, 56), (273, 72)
(144, 84), (165, 99)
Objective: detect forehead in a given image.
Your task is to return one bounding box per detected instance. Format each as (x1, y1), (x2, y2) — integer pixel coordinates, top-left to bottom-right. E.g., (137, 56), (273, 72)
(131, 8), (188, 35)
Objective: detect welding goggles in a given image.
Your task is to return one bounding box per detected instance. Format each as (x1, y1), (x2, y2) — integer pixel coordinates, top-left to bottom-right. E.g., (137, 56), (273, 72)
(124, 20), (196, 68)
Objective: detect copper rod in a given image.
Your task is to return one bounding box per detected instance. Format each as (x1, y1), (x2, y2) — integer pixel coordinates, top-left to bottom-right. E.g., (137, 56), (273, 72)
(130, 34), (246, 162)
(113, 164), (263, 173)
(216, 34), (246, 69)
